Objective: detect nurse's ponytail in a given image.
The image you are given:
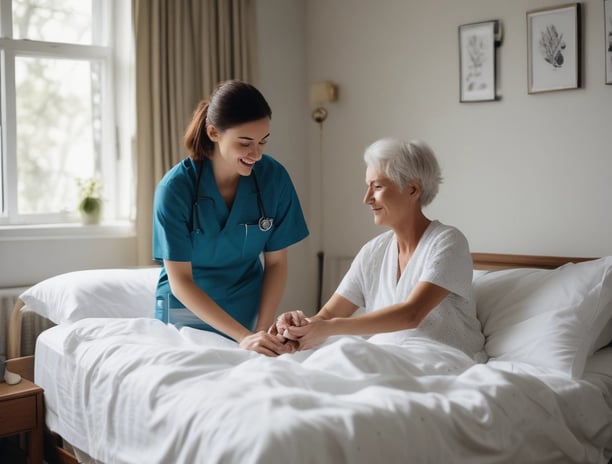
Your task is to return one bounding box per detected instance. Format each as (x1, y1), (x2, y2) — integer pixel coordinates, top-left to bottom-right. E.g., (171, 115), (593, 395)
(184, 80), (272, 162)
(184, 100), (213, 161)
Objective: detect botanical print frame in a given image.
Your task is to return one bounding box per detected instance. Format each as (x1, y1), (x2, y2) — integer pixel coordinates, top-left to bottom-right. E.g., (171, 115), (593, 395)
(606, 0), (612, 84)
(527, 3), (581, 93)
(459, 20), (500, 102)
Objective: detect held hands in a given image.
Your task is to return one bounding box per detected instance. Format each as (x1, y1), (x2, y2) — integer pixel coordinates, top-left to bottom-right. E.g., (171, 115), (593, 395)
(268, 310), (330, 351)
(273, 310), (309, 336)
(239, 310), (310, 356)
(239, 330), (296, 357)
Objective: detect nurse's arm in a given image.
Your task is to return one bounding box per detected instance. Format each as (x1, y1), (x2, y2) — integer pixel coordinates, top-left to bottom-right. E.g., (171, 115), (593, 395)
(255, 248), (288, 332)
(164, 260), (253, 342)
(166, 260), (292, 356)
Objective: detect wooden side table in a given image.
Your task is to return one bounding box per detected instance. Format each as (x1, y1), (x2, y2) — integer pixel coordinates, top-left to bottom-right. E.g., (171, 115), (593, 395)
(0, 379), (44, 464)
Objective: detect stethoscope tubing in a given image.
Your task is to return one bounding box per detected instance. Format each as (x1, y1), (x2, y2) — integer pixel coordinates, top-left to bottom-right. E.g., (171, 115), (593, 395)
(192, 160), (273, 234)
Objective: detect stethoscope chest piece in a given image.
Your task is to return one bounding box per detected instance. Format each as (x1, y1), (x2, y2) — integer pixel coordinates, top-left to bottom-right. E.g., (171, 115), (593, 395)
(258, 217), (274, 232)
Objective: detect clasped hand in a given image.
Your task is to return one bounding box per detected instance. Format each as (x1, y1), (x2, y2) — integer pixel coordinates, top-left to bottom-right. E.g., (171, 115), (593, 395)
(268, 310), (328, 351)
(237, 311), (308, 357)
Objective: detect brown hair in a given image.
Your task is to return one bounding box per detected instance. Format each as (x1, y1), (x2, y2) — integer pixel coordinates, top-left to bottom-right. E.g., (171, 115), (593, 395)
(184, 80), (272, 161)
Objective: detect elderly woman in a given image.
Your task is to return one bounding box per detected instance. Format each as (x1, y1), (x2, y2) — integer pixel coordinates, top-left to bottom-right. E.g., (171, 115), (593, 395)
(274, 138), (486, 362)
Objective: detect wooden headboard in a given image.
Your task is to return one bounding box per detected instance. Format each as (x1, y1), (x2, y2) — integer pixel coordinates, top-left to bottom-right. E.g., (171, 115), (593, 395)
(472, 252), (596, 271)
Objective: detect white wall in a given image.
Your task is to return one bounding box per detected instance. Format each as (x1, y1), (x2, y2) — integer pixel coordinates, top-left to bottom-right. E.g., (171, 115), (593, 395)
(254, 0), (318, 312)
(0, 230), (137, 287)
(305, 0), (612, 260)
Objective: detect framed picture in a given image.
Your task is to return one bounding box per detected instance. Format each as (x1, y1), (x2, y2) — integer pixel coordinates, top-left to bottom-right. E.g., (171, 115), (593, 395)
(527, 3), (581, 93)
(606, 0), (612, 84)
(458, 20), (501, 102)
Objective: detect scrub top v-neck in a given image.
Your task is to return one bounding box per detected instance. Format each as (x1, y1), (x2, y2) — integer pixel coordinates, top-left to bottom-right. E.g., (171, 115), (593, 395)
(152, 155), (309, 334)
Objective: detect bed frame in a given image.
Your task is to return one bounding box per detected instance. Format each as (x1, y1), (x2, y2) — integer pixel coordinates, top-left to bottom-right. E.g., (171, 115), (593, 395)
(2, 252), (599, 464)
(471, 252), (594, 270)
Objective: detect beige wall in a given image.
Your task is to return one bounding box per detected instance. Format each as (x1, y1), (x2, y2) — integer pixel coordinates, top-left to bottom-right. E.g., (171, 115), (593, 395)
(301, 0), (612, 261)
(254, 0), (317, 311)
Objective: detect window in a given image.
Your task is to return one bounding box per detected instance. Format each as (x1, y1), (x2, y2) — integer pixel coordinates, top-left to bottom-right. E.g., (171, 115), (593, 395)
(0, 0), (133, 227)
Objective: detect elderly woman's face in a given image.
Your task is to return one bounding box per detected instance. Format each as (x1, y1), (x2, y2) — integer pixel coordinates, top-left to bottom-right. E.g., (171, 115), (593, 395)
(363, 166), (415, 227)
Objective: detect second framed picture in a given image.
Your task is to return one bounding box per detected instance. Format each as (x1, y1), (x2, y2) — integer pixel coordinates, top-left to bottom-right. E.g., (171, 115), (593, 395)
(527, 3), (581, 93)
(458, 20), (501, 102)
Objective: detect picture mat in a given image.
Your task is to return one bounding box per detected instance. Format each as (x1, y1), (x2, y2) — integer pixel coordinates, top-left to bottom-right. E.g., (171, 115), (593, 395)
(528, 6), (578, 92)
(460, 21), (496, 101)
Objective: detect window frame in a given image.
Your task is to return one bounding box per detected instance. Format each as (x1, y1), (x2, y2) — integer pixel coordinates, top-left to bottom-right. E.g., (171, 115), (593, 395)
(0, 0), (129, 230)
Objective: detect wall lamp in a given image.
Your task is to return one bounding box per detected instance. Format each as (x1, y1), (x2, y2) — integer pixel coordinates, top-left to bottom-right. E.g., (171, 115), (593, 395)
(310, 81), (338, 123)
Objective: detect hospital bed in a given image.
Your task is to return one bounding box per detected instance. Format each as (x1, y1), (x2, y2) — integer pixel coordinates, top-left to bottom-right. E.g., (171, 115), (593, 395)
(5, 253), (612, 464)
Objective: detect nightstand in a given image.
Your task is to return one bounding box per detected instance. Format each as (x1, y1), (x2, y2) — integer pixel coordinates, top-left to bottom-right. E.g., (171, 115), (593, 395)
(0, 379), (44, 464)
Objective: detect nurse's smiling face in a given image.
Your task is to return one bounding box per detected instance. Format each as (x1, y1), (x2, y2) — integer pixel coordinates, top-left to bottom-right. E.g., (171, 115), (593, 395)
(208, 117), (271, 177)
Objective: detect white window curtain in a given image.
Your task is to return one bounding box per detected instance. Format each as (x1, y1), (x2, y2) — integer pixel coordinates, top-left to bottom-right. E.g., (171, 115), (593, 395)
(132, 0), (255, 265)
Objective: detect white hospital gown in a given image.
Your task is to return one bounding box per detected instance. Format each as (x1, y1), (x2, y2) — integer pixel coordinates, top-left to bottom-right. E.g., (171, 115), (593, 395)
(336, 220), (486, 362)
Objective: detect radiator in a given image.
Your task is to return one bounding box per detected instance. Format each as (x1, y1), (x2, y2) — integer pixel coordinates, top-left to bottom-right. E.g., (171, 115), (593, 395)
(0, 287), (54, 358)
(321, 255), (354, 305)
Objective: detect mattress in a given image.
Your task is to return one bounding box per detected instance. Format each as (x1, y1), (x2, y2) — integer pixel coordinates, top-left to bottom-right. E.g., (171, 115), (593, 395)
(35, 318), (612, 464)
(35, 323), (71, 433)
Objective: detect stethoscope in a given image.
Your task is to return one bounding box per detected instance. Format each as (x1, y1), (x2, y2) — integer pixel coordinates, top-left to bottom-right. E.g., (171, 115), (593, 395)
(192, 161), (273, 234)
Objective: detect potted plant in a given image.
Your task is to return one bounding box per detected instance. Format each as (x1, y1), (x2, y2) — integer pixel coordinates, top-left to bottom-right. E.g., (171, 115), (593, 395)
(77, 177), (103, 225)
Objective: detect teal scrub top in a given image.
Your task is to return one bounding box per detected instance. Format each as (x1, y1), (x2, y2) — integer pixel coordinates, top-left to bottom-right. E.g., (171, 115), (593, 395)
(152, 155), (309, 335)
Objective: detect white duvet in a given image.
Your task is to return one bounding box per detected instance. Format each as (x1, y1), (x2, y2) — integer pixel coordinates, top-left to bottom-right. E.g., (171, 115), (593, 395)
(35, 318), (612, 464)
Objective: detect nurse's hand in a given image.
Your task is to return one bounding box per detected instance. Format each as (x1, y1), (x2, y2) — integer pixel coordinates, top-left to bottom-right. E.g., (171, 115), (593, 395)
(239, 330), (296, 356)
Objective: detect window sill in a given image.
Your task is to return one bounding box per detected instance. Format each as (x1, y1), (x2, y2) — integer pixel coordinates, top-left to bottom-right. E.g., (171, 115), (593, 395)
(0, 221), (135, 240)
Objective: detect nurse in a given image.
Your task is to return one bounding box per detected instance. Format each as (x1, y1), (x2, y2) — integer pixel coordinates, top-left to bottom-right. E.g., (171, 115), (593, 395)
(153, 80), (309, 356)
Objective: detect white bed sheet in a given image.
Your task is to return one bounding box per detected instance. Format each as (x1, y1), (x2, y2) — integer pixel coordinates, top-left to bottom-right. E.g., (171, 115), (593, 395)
(35, 318), (612, 464)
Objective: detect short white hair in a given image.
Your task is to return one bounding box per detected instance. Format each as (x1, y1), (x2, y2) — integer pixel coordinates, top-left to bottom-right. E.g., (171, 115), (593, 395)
(363, 138), (442, 207)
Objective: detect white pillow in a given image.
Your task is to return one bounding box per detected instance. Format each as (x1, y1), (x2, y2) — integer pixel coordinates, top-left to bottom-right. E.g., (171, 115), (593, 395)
(20, 267), (160, 324)
(472, 269), (489, 281)
(474, 257), (612, 378)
